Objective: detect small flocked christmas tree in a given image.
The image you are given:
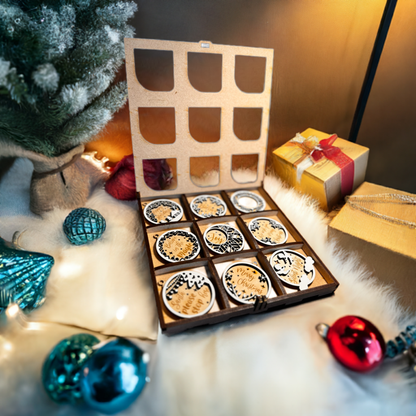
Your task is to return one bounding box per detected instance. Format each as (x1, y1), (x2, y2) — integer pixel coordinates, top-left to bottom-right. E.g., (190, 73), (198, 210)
(0, 0), (136, 157)
(0, 0), (137, 213)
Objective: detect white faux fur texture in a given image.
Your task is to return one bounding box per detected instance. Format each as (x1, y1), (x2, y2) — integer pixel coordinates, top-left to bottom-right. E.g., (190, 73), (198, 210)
(0, 158), (158, 340)
(142, 175), (416, 416)
(0, 159), (415, 416)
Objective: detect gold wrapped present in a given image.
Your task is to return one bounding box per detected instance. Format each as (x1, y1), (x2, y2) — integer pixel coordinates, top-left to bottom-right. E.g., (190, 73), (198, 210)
(329, 182), (416, 310)
(272, 128), (369, 211)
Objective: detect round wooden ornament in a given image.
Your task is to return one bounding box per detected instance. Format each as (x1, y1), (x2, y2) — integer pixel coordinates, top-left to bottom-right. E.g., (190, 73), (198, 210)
(222, 262), (271, 304)
(230, 191), (266, 213)
(248, 217), (288, 246)
(269, 249), (315, 290)
(156, 230), (200, 263)
(162, 271), (216, 319)
(190, 195), (227, 219)
(203, 224), (245, 255)
(144, 199), (183, 225)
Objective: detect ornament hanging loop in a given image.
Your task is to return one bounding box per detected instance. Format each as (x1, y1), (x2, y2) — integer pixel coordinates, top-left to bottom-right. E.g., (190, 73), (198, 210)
(316, 323), (329, 340)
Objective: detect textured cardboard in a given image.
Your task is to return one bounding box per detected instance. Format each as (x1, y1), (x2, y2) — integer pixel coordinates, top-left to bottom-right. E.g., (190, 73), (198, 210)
(125, 38), (274, 198)
(329, 182), (416, 310)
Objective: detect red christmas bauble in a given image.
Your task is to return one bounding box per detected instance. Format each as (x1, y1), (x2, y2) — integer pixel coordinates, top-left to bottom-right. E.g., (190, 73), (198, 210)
(326, 316), (386, 372)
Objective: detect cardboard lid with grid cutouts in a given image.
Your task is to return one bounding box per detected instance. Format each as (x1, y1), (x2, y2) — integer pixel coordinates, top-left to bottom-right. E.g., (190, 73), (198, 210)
(125, 38), (274, 198)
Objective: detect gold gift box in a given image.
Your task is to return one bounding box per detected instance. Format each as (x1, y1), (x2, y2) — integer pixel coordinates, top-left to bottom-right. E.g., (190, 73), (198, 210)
(272, 128), (369, 211)
(329, 182), (416, 311)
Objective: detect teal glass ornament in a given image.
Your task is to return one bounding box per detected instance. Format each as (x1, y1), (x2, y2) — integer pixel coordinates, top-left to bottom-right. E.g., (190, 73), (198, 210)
(42, 333), (100, 404)
(80, 338), (149, 414)
(0, 236), (54, 312)
(63, 208), (106, 246)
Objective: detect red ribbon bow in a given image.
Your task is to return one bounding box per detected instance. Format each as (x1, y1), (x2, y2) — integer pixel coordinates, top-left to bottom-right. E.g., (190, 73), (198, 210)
(290, 134), (355, 196)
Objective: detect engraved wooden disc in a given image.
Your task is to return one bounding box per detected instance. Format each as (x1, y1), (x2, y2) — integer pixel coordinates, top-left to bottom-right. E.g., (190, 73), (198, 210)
(222, 262), (271, 304)
(206, 228), (227, 245)
(144, 199), (183, 224)
(203, 224), (245, 254)
(231, 191), (266, 213)
(248, 217), (288, 245)
(162, 271), (215, 318)
(269, 249), (315, 288)
(156, 230), (200, 263)
(190, 195), (227, 219)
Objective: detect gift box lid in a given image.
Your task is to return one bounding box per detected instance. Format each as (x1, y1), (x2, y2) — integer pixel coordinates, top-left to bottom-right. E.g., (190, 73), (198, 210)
(330, 182), (416, 261)
(124, 38), (274, 198)
(274, 128), (369, 183)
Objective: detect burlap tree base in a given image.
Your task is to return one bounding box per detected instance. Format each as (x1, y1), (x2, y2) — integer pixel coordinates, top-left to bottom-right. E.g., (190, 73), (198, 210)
(0, 141), (106, 215)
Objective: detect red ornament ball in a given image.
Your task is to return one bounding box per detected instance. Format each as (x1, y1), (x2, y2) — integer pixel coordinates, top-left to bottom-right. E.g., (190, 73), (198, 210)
(326, 315), (386, 372)
(105, 155), (173, 200)
(105, 155), (136, 200)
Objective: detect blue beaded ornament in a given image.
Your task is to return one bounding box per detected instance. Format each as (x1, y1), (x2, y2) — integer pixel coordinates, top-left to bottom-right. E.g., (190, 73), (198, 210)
(80, 338), (149, 414)
(0, 236), (54, 312)
(42, 334), (100, 404)
(63, 208), (106, 245)
(385, 325), (416, 358)
(383, 325), (416, 375)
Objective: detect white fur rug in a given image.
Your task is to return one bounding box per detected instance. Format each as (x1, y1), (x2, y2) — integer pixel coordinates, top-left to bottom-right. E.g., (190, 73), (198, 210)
(0, 159), (415, 416)
(0, 158), (158, 340)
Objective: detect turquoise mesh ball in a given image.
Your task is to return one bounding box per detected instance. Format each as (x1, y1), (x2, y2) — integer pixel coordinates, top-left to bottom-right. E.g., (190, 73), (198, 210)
(63, 208), (106, 245)
(42, 333), (100, 404)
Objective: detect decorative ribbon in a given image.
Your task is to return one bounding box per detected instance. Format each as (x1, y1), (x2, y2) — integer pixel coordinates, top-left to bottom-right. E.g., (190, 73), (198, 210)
(287, 133), (355, 196)
(346, 193), (416, 229)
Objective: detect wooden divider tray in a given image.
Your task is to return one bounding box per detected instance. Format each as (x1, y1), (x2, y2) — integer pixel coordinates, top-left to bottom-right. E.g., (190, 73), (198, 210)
(138, 186), (339, 335)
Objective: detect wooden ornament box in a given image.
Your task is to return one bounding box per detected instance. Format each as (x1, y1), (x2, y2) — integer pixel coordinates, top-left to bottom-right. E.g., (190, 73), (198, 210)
(125, 38), (339, 335)
(138, 188), (338, 335)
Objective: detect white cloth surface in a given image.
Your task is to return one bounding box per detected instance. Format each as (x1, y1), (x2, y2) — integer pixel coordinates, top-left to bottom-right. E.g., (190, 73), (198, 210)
(0, 159), (415, 416)
(0, 158), (158, 340)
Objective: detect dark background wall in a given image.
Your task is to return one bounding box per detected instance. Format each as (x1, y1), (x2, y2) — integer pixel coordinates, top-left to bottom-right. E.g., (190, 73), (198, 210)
(90, 0), (416, 193)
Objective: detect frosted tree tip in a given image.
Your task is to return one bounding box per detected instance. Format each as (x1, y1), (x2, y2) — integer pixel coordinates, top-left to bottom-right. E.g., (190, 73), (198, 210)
(32, 63), (60, 93)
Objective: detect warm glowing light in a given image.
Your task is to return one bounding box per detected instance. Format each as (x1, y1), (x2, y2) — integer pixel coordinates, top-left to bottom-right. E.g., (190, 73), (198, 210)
(3, 342), (12, 351)
(58, 262), (83, 278)
(6, 304), (19, 318)
(26, 322), (43, 331)
(116, 306), (128, 321)
(82, 151), (111, 174)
